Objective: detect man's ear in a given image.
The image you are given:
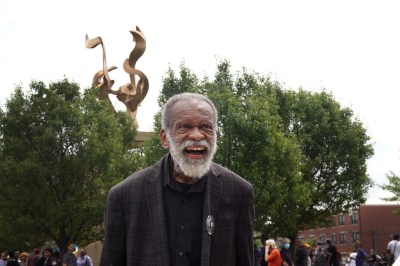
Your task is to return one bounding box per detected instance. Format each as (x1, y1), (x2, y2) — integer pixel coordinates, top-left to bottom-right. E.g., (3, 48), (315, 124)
(160, 129), (170, 150)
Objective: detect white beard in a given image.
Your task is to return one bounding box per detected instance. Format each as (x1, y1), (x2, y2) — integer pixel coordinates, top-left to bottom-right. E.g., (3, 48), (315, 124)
(166, 132), (217, 180)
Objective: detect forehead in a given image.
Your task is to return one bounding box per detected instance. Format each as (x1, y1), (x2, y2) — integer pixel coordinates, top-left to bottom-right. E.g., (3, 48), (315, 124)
(171, 100), (214, 122)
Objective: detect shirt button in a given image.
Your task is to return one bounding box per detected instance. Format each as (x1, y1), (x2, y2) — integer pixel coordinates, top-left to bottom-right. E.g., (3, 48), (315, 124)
(179, 251), (184, 256)
(180, 225), (185, 230)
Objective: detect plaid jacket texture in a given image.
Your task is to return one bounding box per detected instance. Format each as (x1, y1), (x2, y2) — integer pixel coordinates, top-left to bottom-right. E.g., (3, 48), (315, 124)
(100, 155), (255, 266)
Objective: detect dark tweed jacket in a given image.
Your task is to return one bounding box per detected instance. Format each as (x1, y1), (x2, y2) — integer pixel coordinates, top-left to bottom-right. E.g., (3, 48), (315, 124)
(100, 155), (255, 266)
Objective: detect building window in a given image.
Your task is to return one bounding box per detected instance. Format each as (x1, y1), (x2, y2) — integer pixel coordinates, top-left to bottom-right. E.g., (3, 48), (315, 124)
(351, 231), (360, 243)
(350, 211), (359, 225)
(332, 234), (337, 245)
(339, 232), (346, 244)
(331, 216), (336, 227)
(320, 234), (326, 244)
(339, 213), (345, 226)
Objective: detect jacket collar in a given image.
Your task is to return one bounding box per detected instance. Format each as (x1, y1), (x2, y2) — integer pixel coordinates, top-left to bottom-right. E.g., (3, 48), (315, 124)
(145, 155), (223, 266)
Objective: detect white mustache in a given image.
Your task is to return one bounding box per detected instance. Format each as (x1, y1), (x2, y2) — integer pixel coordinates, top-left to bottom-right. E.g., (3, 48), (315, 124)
(179, 139), (211, 151)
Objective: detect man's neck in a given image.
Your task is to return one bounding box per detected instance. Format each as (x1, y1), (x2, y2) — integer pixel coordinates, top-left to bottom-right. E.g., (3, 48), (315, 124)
(169, 156), (200, 185)
(172, 171), (199, 185)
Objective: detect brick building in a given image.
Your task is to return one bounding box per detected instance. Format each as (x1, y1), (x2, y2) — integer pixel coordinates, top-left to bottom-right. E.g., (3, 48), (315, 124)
(298, 205), (400, 256)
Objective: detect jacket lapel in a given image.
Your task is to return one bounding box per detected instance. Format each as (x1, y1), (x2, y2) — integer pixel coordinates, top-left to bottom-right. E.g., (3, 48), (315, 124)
(201, 163), (223, 266)
(145, 157), (170, 266)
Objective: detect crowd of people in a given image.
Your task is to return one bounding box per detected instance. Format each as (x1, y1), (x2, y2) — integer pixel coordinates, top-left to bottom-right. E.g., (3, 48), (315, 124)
(256, 236), (400, 266)
(0, 244), (93, 266)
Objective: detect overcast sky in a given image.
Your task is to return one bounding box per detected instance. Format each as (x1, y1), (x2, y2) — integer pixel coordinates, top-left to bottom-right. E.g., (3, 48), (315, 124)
(1, 0), (399, 204)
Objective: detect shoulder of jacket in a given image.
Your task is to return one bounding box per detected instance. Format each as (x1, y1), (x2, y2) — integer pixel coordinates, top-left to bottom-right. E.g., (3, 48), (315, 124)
(210, 162), (253, 187)
(111, 157), (164, 191)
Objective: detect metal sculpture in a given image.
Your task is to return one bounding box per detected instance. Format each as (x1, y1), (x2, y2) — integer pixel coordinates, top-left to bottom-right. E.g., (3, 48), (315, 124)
(85, 26), (149, 127)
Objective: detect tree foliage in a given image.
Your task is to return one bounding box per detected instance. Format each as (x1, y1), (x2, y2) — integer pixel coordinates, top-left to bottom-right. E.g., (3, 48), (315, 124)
(275, 89), (374, 230)
(380, 171), (400, 214)
(0, 78), (140, 252)
(143, 60), (374, 241)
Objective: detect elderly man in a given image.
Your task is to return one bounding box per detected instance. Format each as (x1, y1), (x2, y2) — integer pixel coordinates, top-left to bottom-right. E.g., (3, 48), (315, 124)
(100, 93), (255, 266)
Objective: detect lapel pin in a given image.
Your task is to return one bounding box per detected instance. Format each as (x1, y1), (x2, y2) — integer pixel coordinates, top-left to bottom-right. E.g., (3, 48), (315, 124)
(206, 215), (215, 236)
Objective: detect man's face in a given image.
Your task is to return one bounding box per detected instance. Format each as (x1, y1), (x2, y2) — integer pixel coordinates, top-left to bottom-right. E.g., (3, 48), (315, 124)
(161, 100), (217, 179)
(43, 251), (51, 258)
(68, 244), (75, 252)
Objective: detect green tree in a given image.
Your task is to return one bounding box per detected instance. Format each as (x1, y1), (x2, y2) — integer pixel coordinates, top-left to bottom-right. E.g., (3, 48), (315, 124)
(143, 59), (373, 244)
(275, 88), (374, 231)
(203, 61), (310, 240)
(143, 61), (310, 241)
(0, 78), (139, 252)
(380, 171), (400, 213)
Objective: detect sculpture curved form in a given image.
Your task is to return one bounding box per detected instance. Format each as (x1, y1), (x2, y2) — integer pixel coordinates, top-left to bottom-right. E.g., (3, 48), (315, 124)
(85, 26), (149, 127)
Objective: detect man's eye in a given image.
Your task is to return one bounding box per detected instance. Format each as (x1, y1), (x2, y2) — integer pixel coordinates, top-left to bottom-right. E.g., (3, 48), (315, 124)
(201, 125), (212, 130)
(178, 124), (190, 129)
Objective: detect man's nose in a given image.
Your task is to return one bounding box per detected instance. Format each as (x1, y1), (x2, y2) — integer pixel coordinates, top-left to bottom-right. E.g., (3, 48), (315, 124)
(188, 126), (204, 141)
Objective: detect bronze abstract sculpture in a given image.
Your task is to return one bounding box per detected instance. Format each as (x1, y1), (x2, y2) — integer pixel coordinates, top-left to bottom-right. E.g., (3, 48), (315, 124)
(86, 26), (149, 127)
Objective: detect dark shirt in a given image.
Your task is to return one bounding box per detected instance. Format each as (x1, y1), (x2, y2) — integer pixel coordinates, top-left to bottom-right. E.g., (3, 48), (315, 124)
(6, 260), (19, 266)
(255, 244), (261, 266)
(315, 248), (327, 266)
(260, 247), (268, 266)
(27, 254), (40, 266)
(163, 154), (205, 266)
(280, 247), (293, 266)
(36, 256), (60, 266)
(296, 246), (308, 266)
(327, 245), (339, 266)
(62, 252), (77, 266)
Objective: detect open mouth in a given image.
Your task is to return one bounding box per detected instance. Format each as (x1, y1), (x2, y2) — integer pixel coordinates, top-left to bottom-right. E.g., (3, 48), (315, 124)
(184, 146), (207, 157)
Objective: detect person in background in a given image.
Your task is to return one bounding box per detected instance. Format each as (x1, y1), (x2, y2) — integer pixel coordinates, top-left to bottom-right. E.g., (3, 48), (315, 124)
(27, 248), (41, 266)
(296, 239), (309, 266)
(77, 249), (93, 266)
(13, 252), (20, 265)
(387, 234), (400, 266)
(6, 251), (19, 266)
(0, 253), (6, 266)
(355, 241), (368, 266)
(280, 238), (294, 266)
(36, 247), (59, 266)
(327, 239), (339, 266)
(261, 240), (269, 266)
(62, 243), (77, 266)
(347, 249), (358, 266)
(265, 239), (282, 266)
(305, 244), (312, 266)
(254, 244), (261, 266)
(314, 241), (327, 266)
(309, 245), (315, 265)
(19, 252), (29, 266)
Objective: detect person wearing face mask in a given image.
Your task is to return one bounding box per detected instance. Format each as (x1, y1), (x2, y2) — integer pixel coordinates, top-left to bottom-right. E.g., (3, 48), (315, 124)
(314, 241), (327, 266)
(280, 238), (294, 266)
(100, 93), (255, 266)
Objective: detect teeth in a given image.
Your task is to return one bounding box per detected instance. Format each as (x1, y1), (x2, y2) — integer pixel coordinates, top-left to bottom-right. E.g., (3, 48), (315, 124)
(186, 147), (205, 151)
